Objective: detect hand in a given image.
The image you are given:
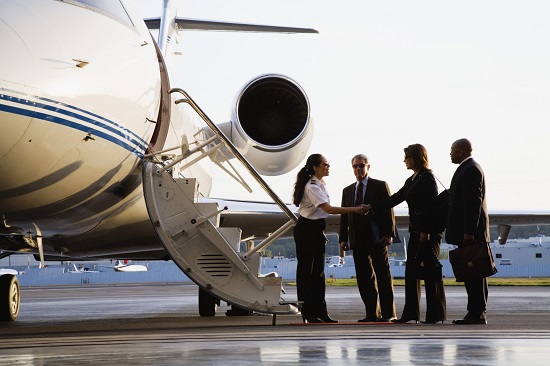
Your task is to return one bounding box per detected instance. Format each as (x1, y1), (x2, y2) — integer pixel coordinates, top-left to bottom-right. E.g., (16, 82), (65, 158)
(358, 204), (371, 215)
(380, 235), (393, 246)
(340, 242), (350, 251)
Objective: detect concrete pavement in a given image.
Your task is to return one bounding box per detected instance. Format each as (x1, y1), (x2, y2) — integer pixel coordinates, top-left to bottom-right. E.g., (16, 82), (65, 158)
(1, 283), (549, 365)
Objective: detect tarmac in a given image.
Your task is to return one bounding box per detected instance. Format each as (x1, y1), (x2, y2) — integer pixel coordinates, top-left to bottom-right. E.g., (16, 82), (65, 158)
(1, 283), (550, 365)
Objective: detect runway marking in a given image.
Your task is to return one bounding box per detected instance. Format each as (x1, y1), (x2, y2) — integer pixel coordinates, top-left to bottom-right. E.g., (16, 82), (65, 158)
(290, 321), (397, 326)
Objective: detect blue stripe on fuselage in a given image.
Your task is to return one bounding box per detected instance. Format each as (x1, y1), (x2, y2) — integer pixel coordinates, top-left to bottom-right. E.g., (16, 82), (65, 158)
(0, 103), (144, 158)
(0, 90), (149, 157)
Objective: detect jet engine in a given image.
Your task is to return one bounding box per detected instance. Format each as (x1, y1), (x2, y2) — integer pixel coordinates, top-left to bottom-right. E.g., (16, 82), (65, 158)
(215, 74), (313, 176)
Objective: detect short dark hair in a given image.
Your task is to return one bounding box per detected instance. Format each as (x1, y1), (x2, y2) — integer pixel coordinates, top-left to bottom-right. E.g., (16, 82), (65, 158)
(351, 154), (368, 164)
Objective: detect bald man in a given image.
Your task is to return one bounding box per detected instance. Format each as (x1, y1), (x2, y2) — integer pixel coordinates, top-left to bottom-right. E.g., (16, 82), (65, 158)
(446, 138), (490, 325)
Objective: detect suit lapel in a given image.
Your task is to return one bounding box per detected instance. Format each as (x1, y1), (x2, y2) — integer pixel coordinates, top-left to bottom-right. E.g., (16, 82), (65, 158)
(364, 179), (375, 204)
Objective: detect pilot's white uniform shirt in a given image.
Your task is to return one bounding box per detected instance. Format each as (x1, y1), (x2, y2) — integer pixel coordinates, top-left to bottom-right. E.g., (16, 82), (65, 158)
(298, 177), (330, 220)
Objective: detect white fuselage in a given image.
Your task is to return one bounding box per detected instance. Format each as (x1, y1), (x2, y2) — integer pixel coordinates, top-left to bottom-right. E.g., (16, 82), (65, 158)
(0, 1), (316, 261)
(0, 1), (180, 257)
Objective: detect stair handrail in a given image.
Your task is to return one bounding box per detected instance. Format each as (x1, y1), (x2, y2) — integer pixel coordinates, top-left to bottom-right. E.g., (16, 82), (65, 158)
(169, 87), (298, 223)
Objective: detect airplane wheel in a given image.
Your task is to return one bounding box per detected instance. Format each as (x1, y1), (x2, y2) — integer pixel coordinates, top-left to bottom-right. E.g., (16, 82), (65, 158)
(198, 287), (218, 317)
(0, 274), (20, 321)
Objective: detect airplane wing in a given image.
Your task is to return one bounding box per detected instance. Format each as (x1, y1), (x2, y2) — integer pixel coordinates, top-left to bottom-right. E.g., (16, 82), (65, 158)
(216, 200), (407, 239)
(206, 198), (298, 241)
(208, 197), (550, 244)
(144, 17), (318, 34)
(486, 211), (550, 226)
(486, 211), (550, 243)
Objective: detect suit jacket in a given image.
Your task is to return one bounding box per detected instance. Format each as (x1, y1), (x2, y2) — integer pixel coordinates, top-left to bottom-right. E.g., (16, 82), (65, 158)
(370, 169), (438, 234)
(445, 158), (490, 245)
(339, 177), (395, 250)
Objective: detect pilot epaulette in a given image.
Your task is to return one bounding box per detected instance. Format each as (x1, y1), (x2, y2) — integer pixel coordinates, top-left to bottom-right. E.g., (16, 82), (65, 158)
(310, 179), (317, 184)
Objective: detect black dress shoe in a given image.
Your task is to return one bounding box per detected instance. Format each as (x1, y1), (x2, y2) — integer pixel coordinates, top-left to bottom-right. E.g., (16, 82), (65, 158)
(391, 317), (418, 324)
(421, 320), (445, 324)
(452, 317), (486, 325)
(302, 315), (323, 323)
(358, 317), (379, 322)
(317, 314), (338, 323)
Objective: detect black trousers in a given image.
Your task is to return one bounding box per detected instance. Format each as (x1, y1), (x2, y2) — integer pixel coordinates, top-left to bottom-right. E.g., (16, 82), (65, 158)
(352, 243), (396, 319)
(293, 216), (328, 317)
(402, 232), (447, 321)
(464, 270), (489, 317)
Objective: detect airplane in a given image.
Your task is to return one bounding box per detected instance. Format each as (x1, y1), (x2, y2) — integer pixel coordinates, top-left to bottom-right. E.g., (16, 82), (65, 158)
(1, 0), (549, 323)
(110, 260), (148, 272)
(61, 259), (146, 273)
(0, 0), (318, 321)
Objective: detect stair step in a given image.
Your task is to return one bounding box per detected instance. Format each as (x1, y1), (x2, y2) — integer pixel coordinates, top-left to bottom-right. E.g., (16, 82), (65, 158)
(142, 161), (294, 315)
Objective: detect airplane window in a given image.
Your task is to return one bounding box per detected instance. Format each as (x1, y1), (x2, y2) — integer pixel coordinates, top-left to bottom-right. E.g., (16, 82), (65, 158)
(60, 0), (134, 28)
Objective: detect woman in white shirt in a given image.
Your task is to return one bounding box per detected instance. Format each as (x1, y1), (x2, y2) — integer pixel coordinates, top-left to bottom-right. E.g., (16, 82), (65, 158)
(292, 153), (366, 323)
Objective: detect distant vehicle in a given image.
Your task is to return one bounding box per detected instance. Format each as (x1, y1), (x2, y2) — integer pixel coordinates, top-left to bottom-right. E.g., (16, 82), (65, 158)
(65, 263), (100, 274)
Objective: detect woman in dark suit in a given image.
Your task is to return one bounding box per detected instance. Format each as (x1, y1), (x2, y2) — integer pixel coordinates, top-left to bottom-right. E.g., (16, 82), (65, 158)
(367, 144), (446, 323)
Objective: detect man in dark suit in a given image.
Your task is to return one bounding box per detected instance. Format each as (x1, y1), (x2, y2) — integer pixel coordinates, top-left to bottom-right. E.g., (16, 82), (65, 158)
(339, 154), (396, 322)
(446, 138), (490, 325)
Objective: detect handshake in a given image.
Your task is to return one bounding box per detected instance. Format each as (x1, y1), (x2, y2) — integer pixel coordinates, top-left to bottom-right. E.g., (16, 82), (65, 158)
(356, 204), (371, 215)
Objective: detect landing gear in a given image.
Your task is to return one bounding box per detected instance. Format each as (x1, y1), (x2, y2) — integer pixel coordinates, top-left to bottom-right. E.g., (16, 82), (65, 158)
(0, 274), (20, 321)
(198, 287), (219, 317)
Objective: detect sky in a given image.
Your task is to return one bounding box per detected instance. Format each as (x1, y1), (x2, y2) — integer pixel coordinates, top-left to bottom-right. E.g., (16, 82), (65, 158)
(129, 0), (550, 212)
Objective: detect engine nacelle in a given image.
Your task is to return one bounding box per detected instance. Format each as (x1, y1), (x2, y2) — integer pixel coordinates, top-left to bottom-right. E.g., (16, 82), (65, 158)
(226, 74), (313, 176)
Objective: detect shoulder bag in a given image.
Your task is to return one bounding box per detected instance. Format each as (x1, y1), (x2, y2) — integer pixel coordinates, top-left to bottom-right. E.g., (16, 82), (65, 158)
(413, 240), (443, 281)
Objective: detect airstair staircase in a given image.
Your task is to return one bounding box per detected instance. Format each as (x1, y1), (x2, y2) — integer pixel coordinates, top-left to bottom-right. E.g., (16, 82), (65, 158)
(142, 88), (299, 315)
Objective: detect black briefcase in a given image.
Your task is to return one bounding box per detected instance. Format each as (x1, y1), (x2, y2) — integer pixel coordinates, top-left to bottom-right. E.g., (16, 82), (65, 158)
(449, 242), (498, 282)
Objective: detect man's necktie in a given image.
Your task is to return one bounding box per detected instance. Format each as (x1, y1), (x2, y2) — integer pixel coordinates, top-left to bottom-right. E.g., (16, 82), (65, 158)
(355, 182), (364, 206)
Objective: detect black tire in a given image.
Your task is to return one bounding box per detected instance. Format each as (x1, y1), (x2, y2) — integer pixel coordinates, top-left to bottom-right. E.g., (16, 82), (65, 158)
(0, 274), (20, 321)
(198, 287), (218, 317)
